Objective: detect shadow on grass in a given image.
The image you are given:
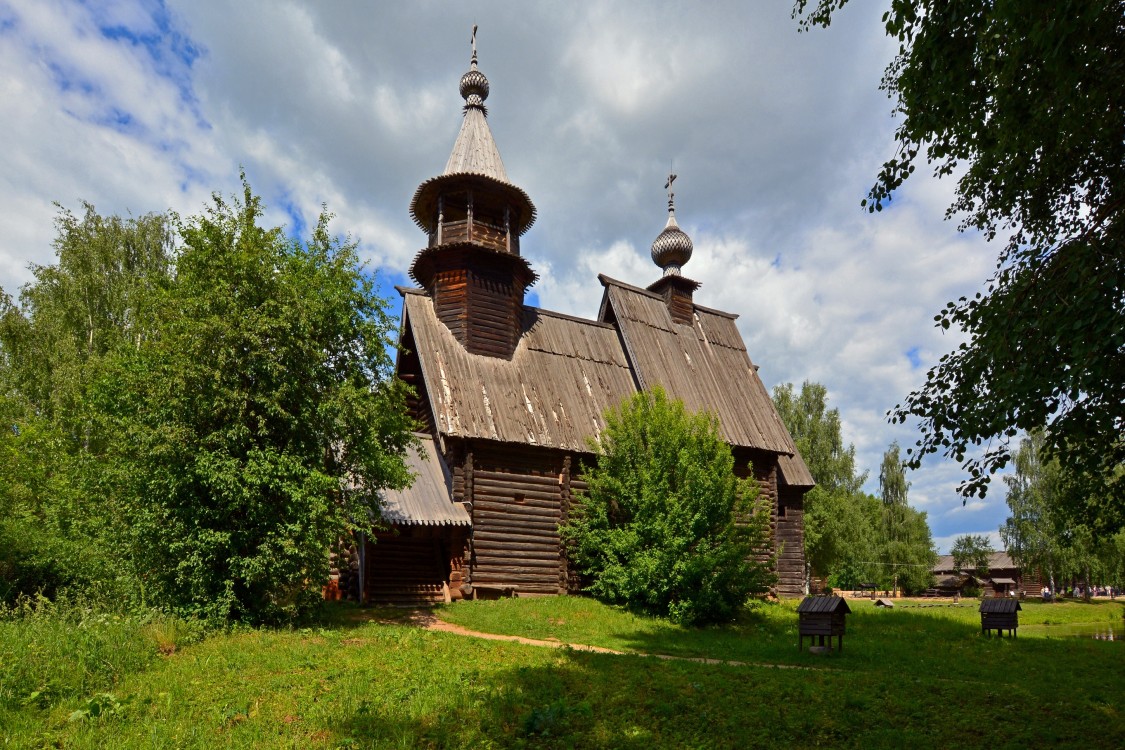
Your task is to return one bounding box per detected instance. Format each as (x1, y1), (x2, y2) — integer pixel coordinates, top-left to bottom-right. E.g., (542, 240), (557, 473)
(326, 633), (1124, 750)
(330, 645), (854, 749)
(15, 599), (1122, 750)
(307, 598), (1125, 748)
(308, 600), (433, 631)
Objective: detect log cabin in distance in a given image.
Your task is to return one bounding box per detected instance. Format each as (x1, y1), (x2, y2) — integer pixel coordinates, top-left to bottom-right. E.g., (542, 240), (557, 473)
(356, 34), (815, 604)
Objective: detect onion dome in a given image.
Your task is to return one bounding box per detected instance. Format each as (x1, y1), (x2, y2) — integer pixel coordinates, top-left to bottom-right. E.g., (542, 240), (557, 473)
(459, 56), (489, 107)
(651, 175), (693, 275)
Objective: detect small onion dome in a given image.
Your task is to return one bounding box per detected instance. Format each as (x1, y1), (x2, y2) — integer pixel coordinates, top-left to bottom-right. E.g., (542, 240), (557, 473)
(460, 33), (489, 109)
(460, 65), (489, 106)
(651, 201), (693, 275)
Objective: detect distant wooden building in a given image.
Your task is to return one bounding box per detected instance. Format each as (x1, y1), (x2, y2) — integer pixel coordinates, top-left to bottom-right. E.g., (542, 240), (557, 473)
(932, 552), (1043, 598)
(362, 38), (813, 604)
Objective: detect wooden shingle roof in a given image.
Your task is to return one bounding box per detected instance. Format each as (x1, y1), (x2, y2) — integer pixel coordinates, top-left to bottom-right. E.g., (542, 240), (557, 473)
(399, 275), (813, 487)
(979, 599), (1021, 614)
(402, 289), (636, 451)
(598, 276), (812, 483)
(378, 433), (471, 526)
(797, 596), (852, 614)
(444, 105), (508, 181)
(933, 552), (1019, 575)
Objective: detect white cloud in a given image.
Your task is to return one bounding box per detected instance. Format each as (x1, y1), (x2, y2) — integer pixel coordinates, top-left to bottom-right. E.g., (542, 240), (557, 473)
(0, 0), (1017, 547)
(933, 530), (1004, 557)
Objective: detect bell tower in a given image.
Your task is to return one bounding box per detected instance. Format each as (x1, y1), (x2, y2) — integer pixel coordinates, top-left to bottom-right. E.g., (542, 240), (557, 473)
(408, 27), (537, 358)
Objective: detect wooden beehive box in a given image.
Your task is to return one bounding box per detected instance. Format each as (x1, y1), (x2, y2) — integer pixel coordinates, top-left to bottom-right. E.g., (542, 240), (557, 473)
(980, 598), (1021, 637)
(797, 595), (851, 652)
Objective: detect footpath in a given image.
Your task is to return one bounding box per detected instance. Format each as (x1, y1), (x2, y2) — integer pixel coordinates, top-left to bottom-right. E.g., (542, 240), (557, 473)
(397, 609), (821, 671)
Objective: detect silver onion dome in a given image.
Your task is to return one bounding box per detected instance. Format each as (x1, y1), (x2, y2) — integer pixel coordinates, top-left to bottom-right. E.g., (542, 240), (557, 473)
(651, 177), (693, 275)
(459, 66), (489, 105)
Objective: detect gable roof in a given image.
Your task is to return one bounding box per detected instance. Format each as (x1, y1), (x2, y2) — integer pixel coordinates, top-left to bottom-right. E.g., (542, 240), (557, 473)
(401, 289), (635, 452)
(777, 453), (814, 489)
(797, 595), (851, 614)
(399, 278), (814, 487)
(933, 552), (1019, 575)
(980, 598), (1021, 614)
(598, 275), (811, 483)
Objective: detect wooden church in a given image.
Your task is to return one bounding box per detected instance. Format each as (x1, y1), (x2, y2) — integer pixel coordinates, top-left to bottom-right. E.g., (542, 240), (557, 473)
(355, 37), (814, 604)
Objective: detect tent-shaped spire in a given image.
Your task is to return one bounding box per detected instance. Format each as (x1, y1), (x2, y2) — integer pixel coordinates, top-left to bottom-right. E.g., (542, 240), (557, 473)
(443, 106), (509, 180)
(409, 26), (535, 237)
(443, 30), (508, 181)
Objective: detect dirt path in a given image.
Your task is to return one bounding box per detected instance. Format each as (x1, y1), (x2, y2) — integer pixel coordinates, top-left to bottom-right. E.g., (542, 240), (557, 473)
(396, 609), (820, 670)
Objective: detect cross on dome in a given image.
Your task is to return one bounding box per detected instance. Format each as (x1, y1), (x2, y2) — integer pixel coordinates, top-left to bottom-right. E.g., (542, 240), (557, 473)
(651, 172), (694, 275)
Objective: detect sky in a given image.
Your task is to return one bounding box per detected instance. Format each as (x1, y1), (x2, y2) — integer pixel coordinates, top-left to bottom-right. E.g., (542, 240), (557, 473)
(0, 0), (1013, 553)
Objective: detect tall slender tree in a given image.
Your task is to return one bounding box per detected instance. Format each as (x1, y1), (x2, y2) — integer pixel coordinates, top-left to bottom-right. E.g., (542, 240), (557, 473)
(880, 442), (914, 594)
(0, 207), (174, 602)
(1001, 431), (1062, 592)
(772, 382), (869, 588)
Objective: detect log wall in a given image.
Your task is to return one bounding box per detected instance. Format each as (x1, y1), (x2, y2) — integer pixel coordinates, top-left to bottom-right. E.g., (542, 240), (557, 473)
(566, 470), (586, 593)
(464, 265), (523, 358)
(442, 439), (806, 599)
(428, 252), (527, 359)
(667, 287), (694, 325)
(735, 448), (807, 598)
(432, 267), (469, 343)
(776, 486), (806, 597)
(364, 526), (460, 605)
(451, 439), (582, 595)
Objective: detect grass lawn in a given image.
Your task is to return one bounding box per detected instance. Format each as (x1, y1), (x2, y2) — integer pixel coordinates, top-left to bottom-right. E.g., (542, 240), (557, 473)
(2, 596), (1122, 749)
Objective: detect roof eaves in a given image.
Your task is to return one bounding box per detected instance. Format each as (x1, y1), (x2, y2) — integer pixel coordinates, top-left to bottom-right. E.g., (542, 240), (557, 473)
(410, 173), (537, 235)
(691, 301), (739, 320)
(400, 294), (450, 440)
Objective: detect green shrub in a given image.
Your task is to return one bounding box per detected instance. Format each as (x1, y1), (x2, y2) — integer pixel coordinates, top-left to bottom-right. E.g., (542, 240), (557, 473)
(562, 388), (774, 625)
(0, 186), (415, 625)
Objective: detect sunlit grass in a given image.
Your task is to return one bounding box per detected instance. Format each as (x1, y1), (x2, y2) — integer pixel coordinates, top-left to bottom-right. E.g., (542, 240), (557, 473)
(1, 597), (1122, 749)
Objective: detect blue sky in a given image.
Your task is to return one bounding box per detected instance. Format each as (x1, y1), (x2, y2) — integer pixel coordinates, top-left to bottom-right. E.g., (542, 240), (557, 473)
(0, 0), (1015, 553)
